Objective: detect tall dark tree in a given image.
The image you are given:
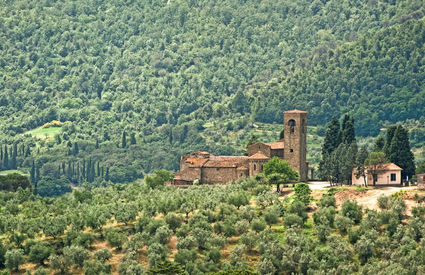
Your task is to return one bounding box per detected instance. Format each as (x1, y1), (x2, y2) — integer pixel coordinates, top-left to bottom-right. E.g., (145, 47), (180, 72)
(373, 136), (385, 152)
(355, 145), (369, 186)
(130, 133), (136, 145)
(105, 167), (110, 182)
(322, 116), (341, 156)
(383, 126), (397, 156)
(30, 160), (36, 185)
(73, 142), (79, 156)
(3, 145), (9, 170)
(11, 143), (17, 169)
(35, 165), (40, 184)
(388, 125), (415, 181)
(342, 116), (356, 144)
(122, 131), (127, 148)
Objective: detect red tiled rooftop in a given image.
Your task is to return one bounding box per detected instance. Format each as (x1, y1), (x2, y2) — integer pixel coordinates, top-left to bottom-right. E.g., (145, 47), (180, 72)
(248, 152), (269, 160)
(265, 141), (284, 150)
(284, 109), (307, 114)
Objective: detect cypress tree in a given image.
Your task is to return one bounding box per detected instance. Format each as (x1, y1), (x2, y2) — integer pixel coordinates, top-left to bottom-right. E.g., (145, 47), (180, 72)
(30, 160), (36, 185)
(97, 162), (100, 177)
(67, 161), (73, 179)
(105, 167), (110, 182)
(73, 142), (79, 156)
(342, 116), (356, 144)
(25, 146), (31, 157)
(86, 159), (91, 181)
(35, 165), (40, 183)
(3, 145), (9, 170)
(383, 125), (397, 157)
(388, 125), (415, 181)
(373, 136), (385, 152)
(130, 133), (136, 145)
(76, 162), (80, 181)
(0, 146), (3, 161)
(82, 160), (86, 179)
(95, 139), (99, 149)
(12, 143), (17, 169)
(122, 130), (127, 148)
(322, 116), (341, 156)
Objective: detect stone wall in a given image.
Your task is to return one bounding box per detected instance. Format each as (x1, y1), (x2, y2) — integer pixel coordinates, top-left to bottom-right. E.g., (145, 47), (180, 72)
(283, 111), (308, 181)
(201, 167), (238, 184)
(248, 143), (271, 157)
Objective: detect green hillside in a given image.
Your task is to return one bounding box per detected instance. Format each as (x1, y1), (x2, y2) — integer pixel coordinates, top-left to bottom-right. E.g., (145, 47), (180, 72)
(0, 0), (424, 190)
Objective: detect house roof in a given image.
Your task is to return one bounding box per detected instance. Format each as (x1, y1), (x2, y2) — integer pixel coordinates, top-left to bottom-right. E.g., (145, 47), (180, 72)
(381, 163), (402, 171)
(249, 152), (269, 160)
(265, 141), (284, 150)
(284, 109), (307, 114)
(186, 158), (209, 168)
(203, 156), (248, 168)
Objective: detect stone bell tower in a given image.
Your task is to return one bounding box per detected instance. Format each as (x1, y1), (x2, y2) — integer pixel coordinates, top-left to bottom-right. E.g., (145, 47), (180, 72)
(283, 110), (308, 181)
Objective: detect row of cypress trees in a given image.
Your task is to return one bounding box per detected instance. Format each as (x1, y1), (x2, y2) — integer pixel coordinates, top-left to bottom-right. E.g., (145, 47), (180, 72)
(319, 114), (416, 183)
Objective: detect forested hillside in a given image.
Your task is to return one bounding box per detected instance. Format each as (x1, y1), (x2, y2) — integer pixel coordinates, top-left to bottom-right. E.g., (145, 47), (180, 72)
(1, 0), (425, 188)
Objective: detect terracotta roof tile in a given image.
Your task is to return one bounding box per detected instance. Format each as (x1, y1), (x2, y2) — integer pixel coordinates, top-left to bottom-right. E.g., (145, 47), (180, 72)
(249, 152), (269, 160)
(203, 156), (248, 168)
(186, 158), (209, 167)
(265, 141), (284, 149)
(284, 109), (307, 114)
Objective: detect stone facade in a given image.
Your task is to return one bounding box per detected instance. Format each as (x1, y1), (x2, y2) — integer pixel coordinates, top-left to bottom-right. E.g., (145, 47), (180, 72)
(352, 163), (402, 186)
(172, 109), (309, 185)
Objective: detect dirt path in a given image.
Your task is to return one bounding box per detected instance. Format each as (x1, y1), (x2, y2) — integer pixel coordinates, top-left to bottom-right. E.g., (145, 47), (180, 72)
(354, 187), (412, 210)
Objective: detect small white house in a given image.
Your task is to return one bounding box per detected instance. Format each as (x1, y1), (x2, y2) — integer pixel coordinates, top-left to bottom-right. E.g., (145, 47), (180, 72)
(352, 163), (402, 186)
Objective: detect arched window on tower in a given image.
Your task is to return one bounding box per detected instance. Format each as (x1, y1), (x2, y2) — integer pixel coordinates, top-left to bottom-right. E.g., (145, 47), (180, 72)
(288, 119), (296, 134)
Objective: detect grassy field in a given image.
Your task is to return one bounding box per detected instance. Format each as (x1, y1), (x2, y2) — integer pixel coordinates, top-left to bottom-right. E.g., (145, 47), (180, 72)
(0, 169), (27, 176)
(25, 126), (62, 140)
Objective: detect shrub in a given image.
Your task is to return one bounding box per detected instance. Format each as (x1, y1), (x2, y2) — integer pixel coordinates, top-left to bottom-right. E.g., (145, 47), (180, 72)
(283, 213), (304, 228)
(5, 249), (24, 271)
(341, 200), (363, 224)
(313, 206), (336, 226)
(320, 194), (336, 208)
(29, 242), (51, 265)
(294, 183), (312, 204)
(251, 218), (267, 233)
(335, 215), (354, 234)
(287, 200), (308, 222)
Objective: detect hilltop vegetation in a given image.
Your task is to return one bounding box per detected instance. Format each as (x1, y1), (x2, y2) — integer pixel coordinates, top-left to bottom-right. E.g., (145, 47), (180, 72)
(0, 0), (425, 189)
(1, 179), (425, 274)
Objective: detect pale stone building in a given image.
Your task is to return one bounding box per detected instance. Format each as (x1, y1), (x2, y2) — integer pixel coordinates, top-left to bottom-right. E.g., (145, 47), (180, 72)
(352, 163), (402, 186)
(173, 110), (310, 185)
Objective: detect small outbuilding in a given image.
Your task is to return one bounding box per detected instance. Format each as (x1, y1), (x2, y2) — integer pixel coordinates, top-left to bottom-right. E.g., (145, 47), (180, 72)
(352, 163), (402, 186)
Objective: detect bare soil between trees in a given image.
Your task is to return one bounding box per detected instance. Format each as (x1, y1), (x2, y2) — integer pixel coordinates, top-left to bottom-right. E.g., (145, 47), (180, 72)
(308, 181), (418, 213)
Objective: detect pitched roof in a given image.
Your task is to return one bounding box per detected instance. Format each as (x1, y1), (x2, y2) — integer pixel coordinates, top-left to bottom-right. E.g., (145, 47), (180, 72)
(284, 109), (307, 114)
(249, 152), (269, 160)
(203, 156), (248, 168)
(381, 163), (402, 170)
(186, 158), (209, 168)
(362, 163), (403, 171)
(265, 141), (284, 150)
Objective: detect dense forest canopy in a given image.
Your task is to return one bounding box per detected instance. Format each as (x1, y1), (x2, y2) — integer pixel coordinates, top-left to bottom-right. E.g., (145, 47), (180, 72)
(0, 0), (425, 187)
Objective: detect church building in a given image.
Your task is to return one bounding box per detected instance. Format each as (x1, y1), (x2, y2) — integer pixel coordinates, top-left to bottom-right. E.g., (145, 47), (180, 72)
(172, 110), (310, 185)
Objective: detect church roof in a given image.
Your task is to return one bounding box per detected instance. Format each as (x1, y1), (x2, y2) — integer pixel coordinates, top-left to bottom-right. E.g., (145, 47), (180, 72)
(203, 156), (248, 168)
(186, 158), (209, 168)
(249, 152), (269, 160)
(284, 109), (307, 114)
(265, 141), (284, 150)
